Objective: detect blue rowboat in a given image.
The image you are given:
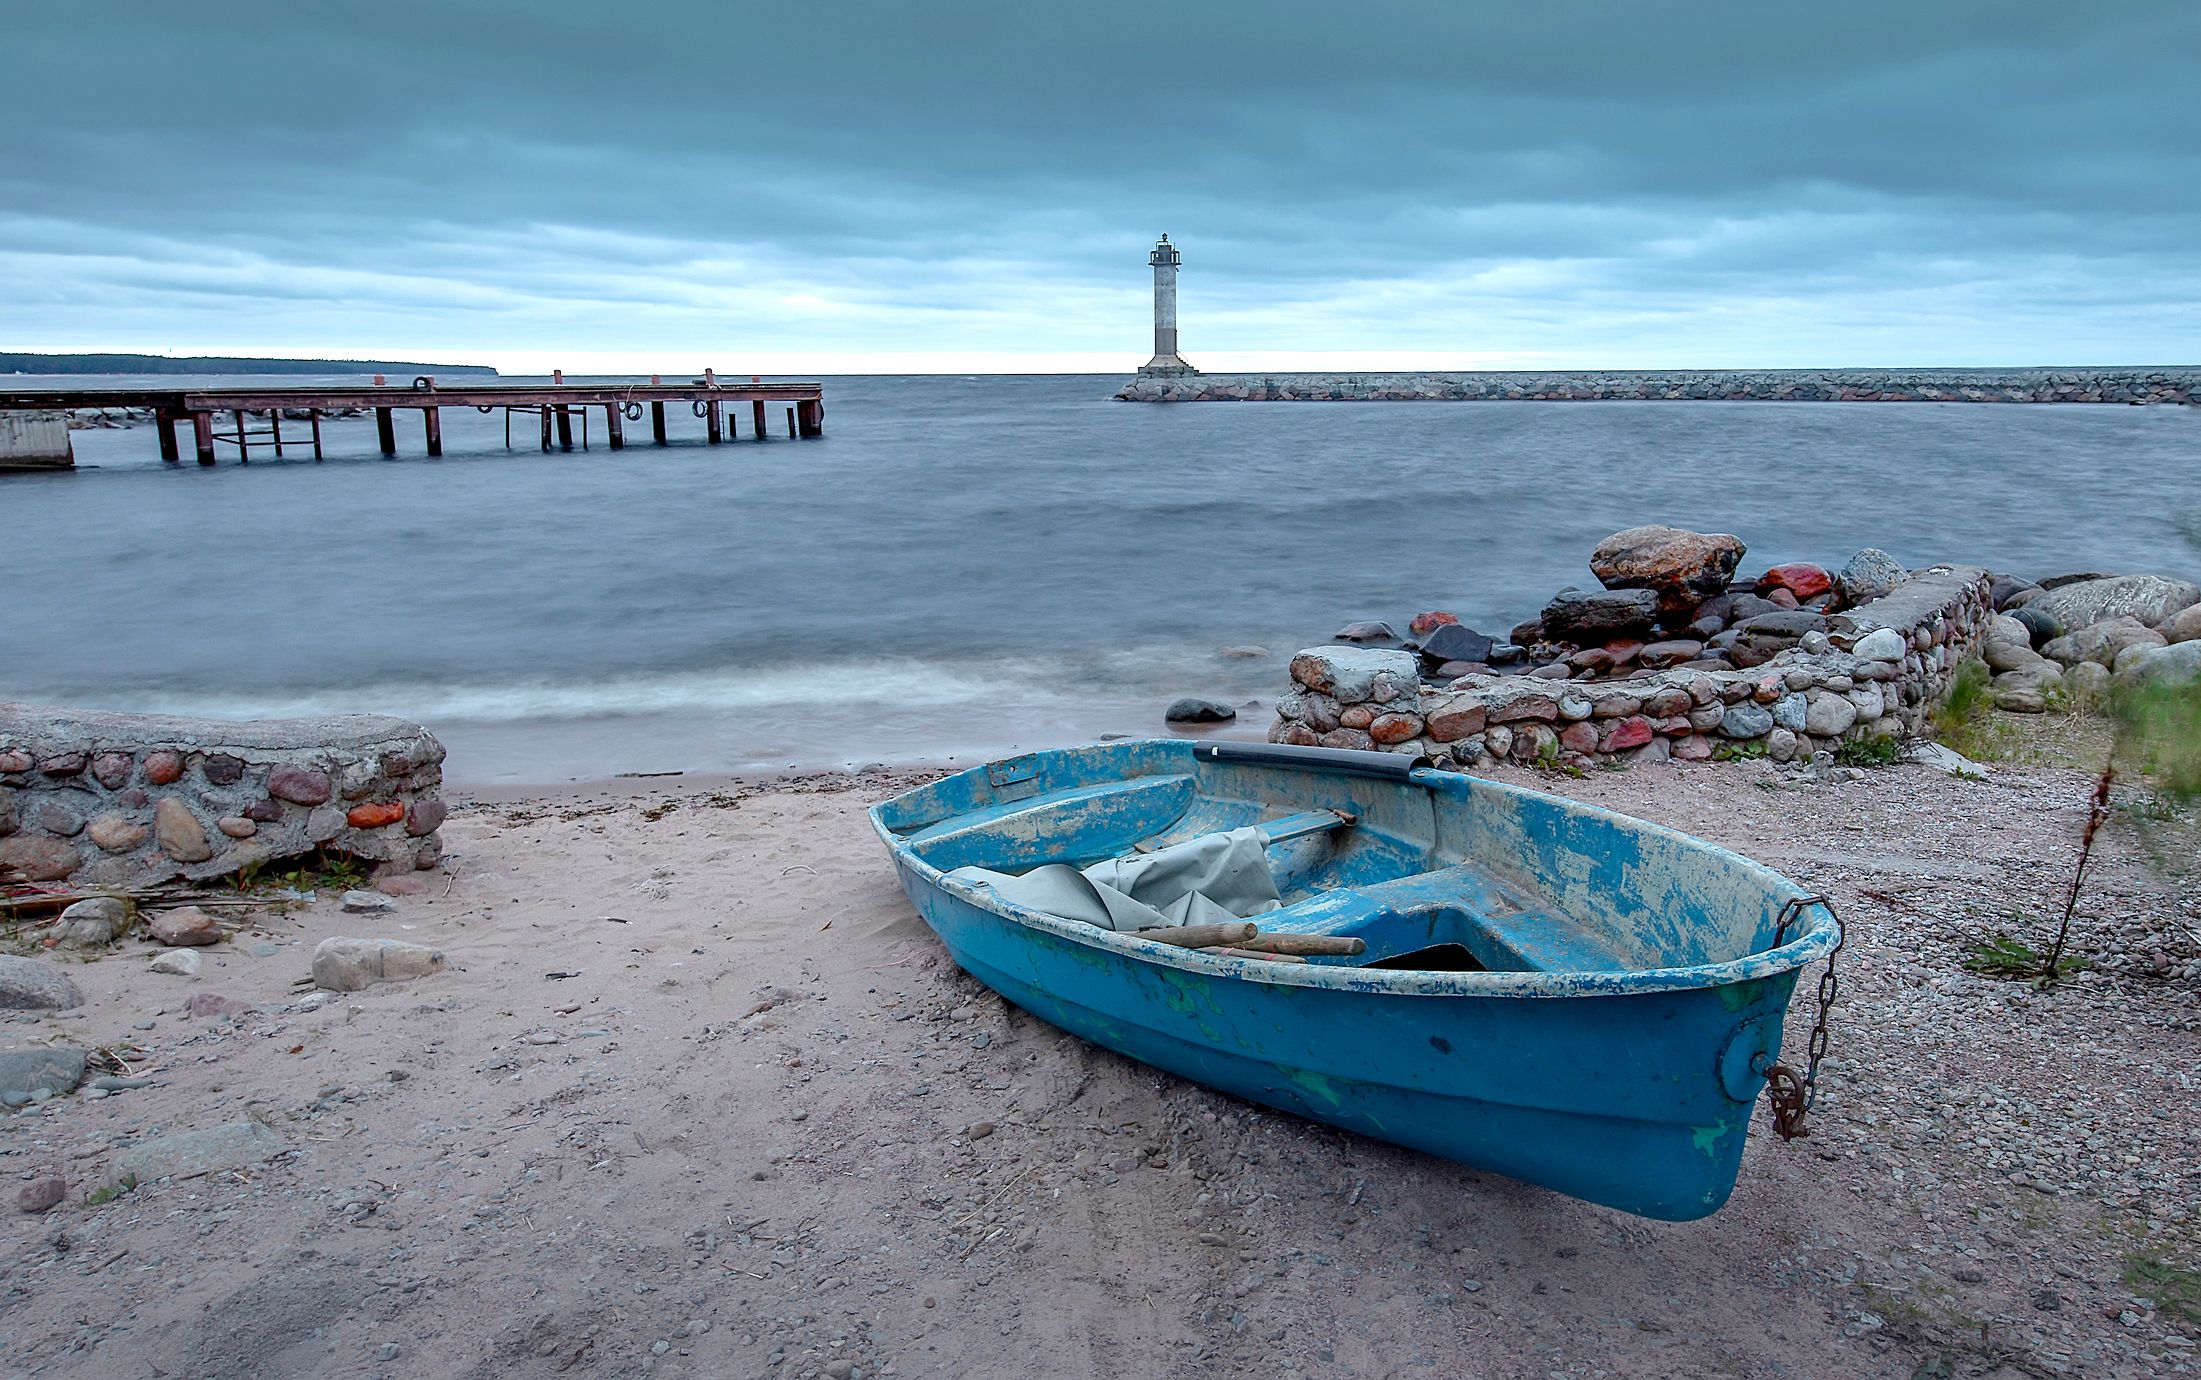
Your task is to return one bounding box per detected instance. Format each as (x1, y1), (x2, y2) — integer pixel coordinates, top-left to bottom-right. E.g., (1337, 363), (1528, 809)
(869, 740), (1840, 1221)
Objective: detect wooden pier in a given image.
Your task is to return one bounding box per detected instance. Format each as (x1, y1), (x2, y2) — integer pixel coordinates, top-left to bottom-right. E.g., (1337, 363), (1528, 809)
(0, 371), (824, 467)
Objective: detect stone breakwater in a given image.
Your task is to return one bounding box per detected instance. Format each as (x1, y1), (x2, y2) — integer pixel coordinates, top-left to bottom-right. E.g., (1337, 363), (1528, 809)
(1117, 367), (2200, 404)
(0, 704), (447, 890)
(1266, 525), (2201, 772)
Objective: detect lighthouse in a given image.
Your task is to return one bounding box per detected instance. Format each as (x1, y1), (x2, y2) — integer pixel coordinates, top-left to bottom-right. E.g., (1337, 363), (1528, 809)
(1139, 234), (1198, 376)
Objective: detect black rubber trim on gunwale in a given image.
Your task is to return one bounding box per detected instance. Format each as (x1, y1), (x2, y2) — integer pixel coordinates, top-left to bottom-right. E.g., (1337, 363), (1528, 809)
(1192, 741), (1433, 781)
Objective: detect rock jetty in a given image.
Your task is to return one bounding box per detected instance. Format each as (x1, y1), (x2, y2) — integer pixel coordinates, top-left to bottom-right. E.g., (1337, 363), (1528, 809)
(1272, 526), (2200, 771)
(1118, 367), (2200, 405)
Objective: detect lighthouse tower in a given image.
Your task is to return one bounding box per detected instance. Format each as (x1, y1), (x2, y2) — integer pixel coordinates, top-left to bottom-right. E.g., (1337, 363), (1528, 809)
(1139, 234), (1198, 376)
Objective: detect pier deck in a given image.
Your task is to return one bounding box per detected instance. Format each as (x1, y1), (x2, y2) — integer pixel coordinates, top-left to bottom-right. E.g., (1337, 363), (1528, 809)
(0, 373), (824, 466)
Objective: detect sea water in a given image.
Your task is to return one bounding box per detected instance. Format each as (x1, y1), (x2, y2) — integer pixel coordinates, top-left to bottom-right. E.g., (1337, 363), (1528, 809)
(5, 373), (2196, 782)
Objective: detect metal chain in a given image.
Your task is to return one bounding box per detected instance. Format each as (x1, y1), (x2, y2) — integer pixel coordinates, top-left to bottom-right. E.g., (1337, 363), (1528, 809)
(1763, 894), (1844, 1140)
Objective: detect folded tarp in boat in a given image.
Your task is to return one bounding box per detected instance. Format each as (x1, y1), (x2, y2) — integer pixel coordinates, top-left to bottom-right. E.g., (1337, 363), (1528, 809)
(946, 827), (1283, 931)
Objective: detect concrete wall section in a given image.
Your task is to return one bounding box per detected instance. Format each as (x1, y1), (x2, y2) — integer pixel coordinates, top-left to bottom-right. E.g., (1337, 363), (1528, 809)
(0, 411), (74, 469)
(0, 703), (447, 889)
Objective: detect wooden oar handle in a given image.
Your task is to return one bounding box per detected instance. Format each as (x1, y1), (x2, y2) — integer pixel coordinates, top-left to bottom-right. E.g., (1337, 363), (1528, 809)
(1133, 921), (1258, 948)
(1234, 933), (1366, 957)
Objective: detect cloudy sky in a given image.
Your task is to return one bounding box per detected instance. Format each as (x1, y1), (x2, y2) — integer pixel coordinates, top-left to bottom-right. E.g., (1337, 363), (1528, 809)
(5, 2), (2196, 373)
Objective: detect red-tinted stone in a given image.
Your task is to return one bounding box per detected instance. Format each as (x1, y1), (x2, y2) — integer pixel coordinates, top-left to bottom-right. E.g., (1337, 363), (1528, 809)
(1425, 696), (1488, 743)
(1319, 728), (1377, 752)
(0, 750), (32, 774)
(200, 753), (246, 786)
(1559, 720), (1600, 754)
(1600, 716), (1656, 752)
(35, 805), (82, 837)
(1763, 587), (1801, 610)
(14, 1177), (64, 1215)
(374, 873), (433, 897)
(1589, 526), (1748, 619)
(1369, 712), (1424, 745)
(183, 992), (250, 1019)
(267, 766), (332, 805)
(1756, 563), (1833, 601)
(90, 753), (132, 789)
(147, 905), (222, 946)
(1644, 688), (1693, 718)
(346, 801), (405, 829)
(1407, 610), (1460, 638)
(1338, 704), (1375, 730)
(38, 753), (85, 778)
(142, 751), (184, 786)
(216, 816), (256, 839)
(243, 798), (283, 823)
(1673, 735), (1716, 761)
(0, 836), (79, 881)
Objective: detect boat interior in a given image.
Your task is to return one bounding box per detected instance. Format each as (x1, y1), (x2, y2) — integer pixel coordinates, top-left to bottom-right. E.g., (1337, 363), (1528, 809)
(877, 749), (1723, 975)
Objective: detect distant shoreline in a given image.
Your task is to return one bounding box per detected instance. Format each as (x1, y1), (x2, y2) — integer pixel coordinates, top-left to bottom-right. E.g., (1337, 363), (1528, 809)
(0, 351), (498, 377)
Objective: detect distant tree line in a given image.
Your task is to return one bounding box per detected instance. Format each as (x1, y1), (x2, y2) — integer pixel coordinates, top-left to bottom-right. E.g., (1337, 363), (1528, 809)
(0, 352), (498, 376)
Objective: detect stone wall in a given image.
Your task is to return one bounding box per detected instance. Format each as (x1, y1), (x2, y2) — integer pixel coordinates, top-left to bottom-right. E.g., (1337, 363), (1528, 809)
(0, 411), (73, 470)
(0, 704), (446, 889)
(1118, 367), (2200, 405)
(1272, 563), (1994, 770)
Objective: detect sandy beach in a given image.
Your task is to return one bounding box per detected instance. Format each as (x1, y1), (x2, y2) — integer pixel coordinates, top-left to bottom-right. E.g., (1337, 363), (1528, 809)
(2, 746), (2195, 1380)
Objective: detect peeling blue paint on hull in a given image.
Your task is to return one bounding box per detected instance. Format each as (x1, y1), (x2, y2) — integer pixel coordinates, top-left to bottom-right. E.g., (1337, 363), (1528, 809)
(870, 741), (1838, 1222)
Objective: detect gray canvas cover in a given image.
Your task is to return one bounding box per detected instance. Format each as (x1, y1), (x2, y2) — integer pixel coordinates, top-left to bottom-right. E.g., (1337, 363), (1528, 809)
(946, 827), (1283, 932)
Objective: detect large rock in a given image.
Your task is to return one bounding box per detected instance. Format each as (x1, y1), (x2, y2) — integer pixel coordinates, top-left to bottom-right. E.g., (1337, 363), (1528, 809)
(1837, 549), (1907, 606)
(311, 937), (445, 992)
(2160, 604), (2201, 645)
(0, 836), (79, 882)
(2028, 575), (2201, 631)
(154, 797), (213, 863)
(1417, 623), (1494, 666)
(52, 896), (128, 948)
(1587, 526), (1746, 618)
(1540, 588), (1659, 643)
(146, 905), (222, 946)
(1163, 698), (1235, 724)
(0, 1047), (86, 1101)
(106, 1120), (284, 1186)
(1756, 563), (1834, 601)
(1288, 647), (1418, 704)
(2115, 640), (2201, 685)
(0, 956), (83, 1011)
(2043, 616), (2165, 668)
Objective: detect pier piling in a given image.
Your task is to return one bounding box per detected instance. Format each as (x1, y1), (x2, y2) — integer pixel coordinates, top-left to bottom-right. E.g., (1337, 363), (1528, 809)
(651, 401), (667, 445)
(193, 411), (215, 466)
(424, 406), (443, 457)
(606, 404), (624, 450)
(375, 407), (396, 456)
(752, 399), (768, 440)
(554, 405), (574, 451)
(538, 406), (552, 451)
(156, 408), (180, 463)
(706, 401), (723, 444)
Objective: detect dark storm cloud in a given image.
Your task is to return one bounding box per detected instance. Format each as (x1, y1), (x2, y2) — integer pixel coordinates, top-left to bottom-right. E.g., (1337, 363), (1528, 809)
(3, 1), (2196, 365)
